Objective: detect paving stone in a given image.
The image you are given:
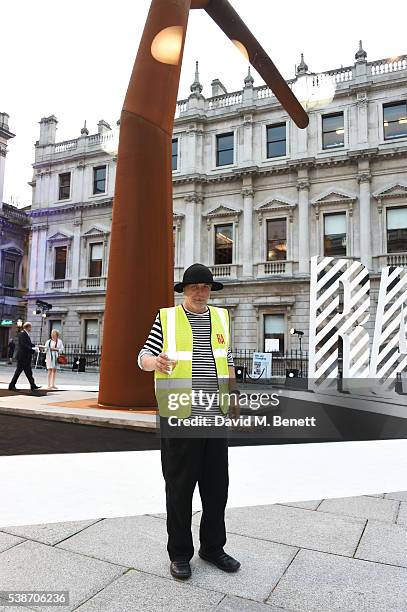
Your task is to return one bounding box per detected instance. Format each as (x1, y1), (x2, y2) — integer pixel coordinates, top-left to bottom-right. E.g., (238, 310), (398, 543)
(0, 540), (125, 612)
(0, 519), (100, 546)
(276, 500), (322, 510)
(396, 501), (407, 525)
(317, 495), (399, 522)
(193, 531), (297, 602)
(355, 519), (407, 567)
(0, 531), (24, 553)
(364, 493), (385, 498)
(75, 570), (223, 612)
(202, 504), (365, 556)
(385, 491), (407, 502)
(57, 514), (298, 601)
(267, 548), (407, 612)
(215, 595), (292, 611)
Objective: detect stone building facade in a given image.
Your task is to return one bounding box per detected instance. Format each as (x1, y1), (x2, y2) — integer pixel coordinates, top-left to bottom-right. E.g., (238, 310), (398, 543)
(0, 113), (30, 358)
(26, 44), (407, 354)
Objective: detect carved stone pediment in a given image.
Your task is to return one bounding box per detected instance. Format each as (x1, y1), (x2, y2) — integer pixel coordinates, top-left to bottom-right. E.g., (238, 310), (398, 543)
(0, 246), (23, 256)
(83, 226), (109, 238)
(204, 205), (241, 218)
(312, 190), (357, 206)
(255, 196), (297, 223)
(373, 183), (407, 201)
(311, 189), (357, 217)
(47, 231), (73, 243)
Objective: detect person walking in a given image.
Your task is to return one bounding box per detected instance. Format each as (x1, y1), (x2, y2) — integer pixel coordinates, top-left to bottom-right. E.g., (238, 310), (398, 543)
(8, 322), (41, 393)
(44, 329), (64, 390)
(7, 338), (15, 365)
(138, 263), (241, 581)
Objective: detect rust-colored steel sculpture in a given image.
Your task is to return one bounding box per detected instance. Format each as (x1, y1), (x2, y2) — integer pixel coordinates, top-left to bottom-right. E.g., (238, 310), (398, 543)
(98, 0), (308, 408)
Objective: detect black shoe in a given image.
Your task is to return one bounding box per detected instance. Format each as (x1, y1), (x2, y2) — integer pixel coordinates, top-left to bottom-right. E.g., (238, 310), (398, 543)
(198, 550), (241, 572)
(170, 560), (191, 580)
(31, 389), (41, 396)
(32, 385), (41, 390)
(8, 385), (17, 391)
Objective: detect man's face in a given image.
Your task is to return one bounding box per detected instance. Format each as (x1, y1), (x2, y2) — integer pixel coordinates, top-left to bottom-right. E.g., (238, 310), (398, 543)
(184, 283), (212, 306)
(25, 325), (32, 333)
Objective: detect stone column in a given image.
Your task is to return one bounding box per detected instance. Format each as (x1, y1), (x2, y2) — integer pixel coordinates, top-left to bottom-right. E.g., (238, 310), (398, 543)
(36, 225), (48, 293)
(28, 227), (40, 292)
(297, 174), (310, 274)
(184, 194), (203, 268)
(358, 170), (372, 269)
(71, 217), (82, 290)
(0, 146), (6, 210)
(242, 187), (254, 277)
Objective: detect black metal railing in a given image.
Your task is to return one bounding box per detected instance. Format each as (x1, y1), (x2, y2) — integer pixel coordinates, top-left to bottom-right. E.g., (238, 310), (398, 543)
(232, 348), (308, 381)
(32, 344), (102, 370)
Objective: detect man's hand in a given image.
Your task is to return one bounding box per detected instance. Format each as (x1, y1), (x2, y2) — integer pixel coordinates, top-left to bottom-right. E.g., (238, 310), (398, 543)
(141, 353), (174, 374)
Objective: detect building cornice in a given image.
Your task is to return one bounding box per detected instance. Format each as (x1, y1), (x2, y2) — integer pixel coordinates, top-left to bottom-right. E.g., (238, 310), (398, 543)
(28, 198), (113, 218)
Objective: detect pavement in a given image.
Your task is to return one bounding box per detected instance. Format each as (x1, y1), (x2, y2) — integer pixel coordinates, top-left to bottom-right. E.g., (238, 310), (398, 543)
(2, 363), (407, 610)
(1, 491), (407, 611)
(1, 362), (407, 434)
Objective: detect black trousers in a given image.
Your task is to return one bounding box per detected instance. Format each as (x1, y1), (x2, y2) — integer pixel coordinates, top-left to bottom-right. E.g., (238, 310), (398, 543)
(10, 359), (36, 389)
(160, 434), (229, 562)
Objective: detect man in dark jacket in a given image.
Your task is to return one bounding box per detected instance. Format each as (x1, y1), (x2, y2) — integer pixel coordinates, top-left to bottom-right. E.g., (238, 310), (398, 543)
(9, 322), (41, 393)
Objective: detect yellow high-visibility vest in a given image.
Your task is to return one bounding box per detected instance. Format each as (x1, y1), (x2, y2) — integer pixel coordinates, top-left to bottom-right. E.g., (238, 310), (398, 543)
(155, 304), (230, 418)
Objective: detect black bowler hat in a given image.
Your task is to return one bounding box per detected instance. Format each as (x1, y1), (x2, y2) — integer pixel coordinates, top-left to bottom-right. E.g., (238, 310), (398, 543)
(174, 263), (224, 293)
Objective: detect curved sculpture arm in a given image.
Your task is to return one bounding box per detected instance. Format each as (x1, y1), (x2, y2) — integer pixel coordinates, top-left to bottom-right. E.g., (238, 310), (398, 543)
(192, 0), (309, 128)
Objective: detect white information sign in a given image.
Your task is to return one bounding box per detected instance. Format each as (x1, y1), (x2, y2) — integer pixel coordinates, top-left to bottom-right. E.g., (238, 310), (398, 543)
(251, 352), (273, 379)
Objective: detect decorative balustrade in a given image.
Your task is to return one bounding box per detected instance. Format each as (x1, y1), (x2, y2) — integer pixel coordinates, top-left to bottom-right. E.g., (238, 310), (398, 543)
(256, 261), (293, 276)
(0, 287), (25, 298)
(325, 67), (353, 83)
(79, 277), (107, 290)
(370, 55), (407, 75)
(210, 264), (238, 278)
(387, 252), (407, 267)
(208, 92), (242, 110)
(175, 99), (188, 117)
(54, 139), (78, 153)
(51, 280), (65, 290)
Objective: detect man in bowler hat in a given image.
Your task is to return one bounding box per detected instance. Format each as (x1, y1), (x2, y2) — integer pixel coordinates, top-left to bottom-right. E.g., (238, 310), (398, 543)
(138, 263), (241, 580)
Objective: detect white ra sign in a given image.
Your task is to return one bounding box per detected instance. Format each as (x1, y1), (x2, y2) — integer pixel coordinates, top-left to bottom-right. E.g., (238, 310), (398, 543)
(308, 256), (407, 390)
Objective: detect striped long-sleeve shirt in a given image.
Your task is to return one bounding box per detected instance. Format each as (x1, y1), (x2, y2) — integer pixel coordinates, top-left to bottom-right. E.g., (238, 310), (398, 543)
(138, 305), (234, 417)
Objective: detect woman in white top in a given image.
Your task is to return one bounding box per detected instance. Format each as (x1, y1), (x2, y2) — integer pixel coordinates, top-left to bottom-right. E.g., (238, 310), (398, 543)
(44, 329), (64, 390)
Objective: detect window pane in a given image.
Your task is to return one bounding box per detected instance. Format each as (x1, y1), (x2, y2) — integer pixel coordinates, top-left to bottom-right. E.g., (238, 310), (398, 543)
(323, 113), (344, 132)
(384, 121), (407, 140)
(93, 166), (106, 194)
(54, 246), (67, 279)
(50, 320), (62, 335)
(264, 314), (285, 352)
(264, 314), (285, 334)
(387, 229), (407, 253)
(387, 208), (407, 230)
(324, 213), (347, 256)
(59, 173), (71, 200)
(267, 124), (286, 142)
(267, 140), (286, 158)
(383, 102), (407, 123)
(4, 258), (16, 287)
(215, 224), (233, 265)
(217, 149), (233, 166)
(217, 133), (233, 151)
(90, 242), (103, 260)
(323, 130), (344, 149)
(85, 319), (98, 348)
(324, 213), (346, 235)
(267, 218), (287, 261)
(172, 139), (178, 171)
